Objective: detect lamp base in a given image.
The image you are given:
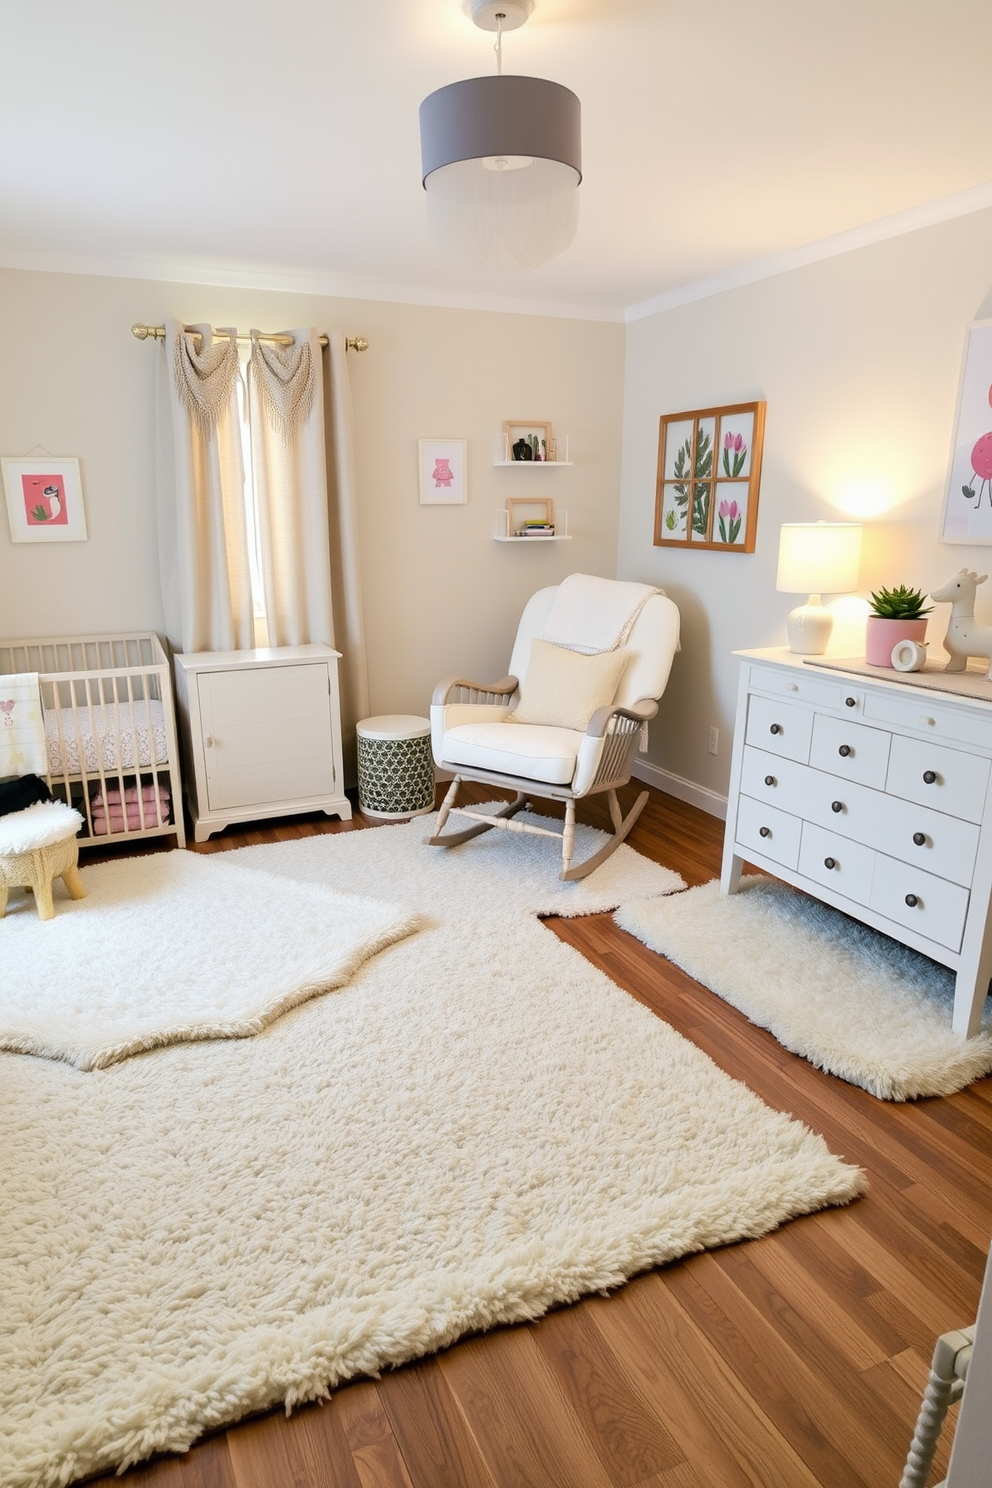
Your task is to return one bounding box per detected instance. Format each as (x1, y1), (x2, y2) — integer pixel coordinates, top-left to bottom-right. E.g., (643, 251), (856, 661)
(787, 596), (833, 655)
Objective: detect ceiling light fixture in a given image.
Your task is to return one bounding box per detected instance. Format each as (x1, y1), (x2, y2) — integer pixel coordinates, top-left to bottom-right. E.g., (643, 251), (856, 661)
(419, 0), (581, 273)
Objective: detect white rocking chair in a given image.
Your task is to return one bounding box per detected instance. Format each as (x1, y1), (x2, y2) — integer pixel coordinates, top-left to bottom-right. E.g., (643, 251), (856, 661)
(427, 581), (680, 880)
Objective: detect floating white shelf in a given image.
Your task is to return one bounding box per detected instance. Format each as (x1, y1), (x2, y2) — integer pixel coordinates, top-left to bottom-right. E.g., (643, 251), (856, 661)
(494, 507), (570, 541)
(492, 460), (573, 467)
(492, 432), (571, 465)
(493, 534), (573, 542)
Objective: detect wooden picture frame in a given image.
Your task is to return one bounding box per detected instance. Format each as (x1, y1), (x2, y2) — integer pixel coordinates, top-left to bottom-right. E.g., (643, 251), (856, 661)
(653, 401), (765, 552)
(507, 498), (555, 536)
(2, 456), (87, 542)
(940, 318), (992, 544)
(504, 421), (553, 463)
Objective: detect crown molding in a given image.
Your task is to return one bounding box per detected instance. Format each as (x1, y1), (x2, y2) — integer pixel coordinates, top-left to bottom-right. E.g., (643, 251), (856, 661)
(0, 246), (623, 323)
(625, 181), (992, 323)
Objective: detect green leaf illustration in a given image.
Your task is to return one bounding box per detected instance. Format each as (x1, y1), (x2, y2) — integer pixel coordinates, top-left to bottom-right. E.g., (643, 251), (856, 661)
(692, 482), (709, 536)
(30, 505), (49, 521)
(694, 428), (712, 478)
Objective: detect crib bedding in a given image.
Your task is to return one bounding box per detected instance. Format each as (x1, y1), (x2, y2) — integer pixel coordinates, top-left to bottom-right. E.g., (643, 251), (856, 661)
(44, 699), (169, 777)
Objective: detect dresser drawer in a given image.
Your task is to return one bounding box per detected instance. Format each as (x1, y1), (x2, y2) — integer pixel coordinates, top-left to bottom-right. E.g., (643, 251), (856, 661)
(746, 664), (851, 711)
(863, 690), (992, 751)
(735, 793), (801, 870)
(869, 854), (970, 953)
(885, 734), (991, 823)
(809, 713), (891, 789)
(799, 823), (875, 905)
(745, 695), (813, 763)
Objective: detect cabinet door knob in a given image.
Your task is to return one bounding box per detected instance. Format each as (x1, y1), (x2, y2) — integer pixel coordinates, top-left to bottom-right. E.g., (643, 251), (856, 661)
(759, 825), (771, 838)
(787, 682), (798, 691)
(824, 857), (836, 870)
(205, 735), (214, 748)
(838, 744), (852, 757)
(769, 723), (782, 735)
(845, 696), (856, 707)
(913, 831), (926, 846)
(905, 893), (919, 908)
(922, 769), (937, 784)
(764, 774), (776, 786)
(831, 800), (844, 813)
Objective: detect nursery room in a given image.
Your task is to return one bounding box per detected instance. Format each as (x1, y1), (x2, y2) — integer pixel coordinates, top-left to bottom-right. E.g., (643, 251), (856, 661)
(1, 3), (992, 1487)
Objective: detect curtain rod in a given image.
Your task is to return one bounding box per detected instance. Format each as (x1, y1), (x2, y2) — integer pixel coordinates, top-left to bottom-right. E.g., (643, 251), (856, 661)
(131, 323), (369, 352)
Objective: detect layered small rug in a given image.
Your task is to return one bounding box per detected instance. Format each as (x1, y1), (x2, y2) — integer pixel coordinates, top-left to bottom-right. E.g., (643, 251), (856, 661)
(0, 852), (422, 1069)
(0, 821), (863, 1488)
(616, 875), (992, 1100)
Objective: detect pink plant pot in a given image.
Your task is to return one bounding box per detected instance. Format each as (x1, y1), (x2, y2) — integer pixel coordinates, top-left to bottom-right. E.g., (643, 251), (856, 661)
(865, 616), (928, 667)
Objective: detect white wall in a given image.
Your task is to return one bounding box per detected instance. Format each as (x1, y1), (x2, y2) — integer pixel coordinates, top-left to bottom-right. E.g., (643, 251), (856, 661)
(619, 208), (992, 814)
(0, 269), (625, 720)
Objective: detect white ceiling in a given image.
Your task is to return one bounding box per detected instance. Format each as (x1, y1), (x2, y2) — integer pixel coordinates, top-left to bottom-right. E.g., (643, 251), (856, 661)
(2, 0), (991, 320)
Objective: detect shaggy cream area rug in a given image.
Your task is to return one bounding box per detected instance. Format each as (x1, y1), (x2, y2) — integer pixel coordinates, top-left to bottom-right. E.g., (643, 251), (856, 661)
(616, 875), (992, 1100)
(0, 821), (863, 1488)
(0, 852), (422, 1069)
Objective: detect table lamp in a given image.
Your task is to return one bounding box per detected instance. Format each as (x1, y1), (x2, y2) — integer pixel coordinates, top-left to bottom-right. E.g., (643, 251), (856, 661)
(776, 521), (863, 654)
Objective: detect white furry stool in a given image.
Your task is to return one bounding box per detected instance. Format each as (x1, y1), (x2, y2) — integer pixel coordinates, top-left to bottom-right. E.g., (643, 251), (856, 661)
(0, 800), (86, 920)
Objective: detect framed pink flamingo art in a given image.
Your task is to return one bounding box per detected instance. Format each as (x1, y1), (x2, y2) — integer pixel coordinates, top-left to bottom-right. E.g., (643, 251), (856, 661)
(2, 456), (87, 542)
(940, 318), (992, 544)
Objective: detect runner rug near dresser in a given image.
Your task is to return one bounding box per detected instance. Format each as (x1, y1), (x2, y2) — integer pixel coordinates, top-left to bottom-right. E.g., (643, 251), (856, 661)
(0, 819), (863, 1488)
(616, 874), (992, 1100)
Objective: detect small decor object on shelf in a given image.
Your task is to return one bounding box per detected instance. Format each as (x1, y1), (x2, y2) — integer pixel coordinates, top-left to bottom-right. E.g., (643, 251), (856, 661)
(930, 569), (992, 678)
(418, 439), (467, 504)
(1, 457), (87, 542)
(865, 584), (933, 667)
(654, 402), (765, 551)
(504, 421), (553, 462)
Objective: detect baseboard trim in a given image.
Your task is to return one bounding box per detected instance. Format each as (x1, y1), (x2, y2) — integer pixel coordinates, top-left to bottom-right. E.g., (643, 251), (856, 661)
(632, 759), (728, 821)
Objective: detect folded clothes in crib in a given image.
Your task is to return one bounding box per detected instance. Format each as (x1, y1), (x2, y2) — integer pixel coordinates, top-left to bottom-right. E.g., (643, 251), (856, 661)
(90, 783), (171, 834)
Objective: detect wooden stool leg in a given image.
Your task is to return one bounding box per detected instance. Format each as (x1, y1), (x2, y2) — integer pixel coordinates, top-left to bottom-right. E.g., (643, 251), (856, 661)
(34, 877), (56, 920)
(0, 885), (7, 918)
(62, 863), (87, 901)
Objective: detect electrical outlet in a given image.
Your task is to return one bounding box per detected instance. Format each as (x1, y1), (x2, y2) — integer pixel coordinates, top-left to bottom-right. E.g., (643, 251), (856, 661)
(708, 726), (719, 755)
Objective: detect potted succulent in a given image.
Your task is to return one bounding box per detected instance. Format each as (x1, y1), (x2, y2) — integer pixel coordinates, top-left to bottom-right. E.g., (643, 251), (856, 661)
(865, 585), (933, 667)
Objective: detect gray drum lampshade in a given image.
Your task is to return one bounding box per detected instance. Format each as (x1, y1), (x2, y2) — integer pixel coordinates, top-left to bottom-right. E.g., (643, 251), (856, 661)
(419, 74), (581, 273)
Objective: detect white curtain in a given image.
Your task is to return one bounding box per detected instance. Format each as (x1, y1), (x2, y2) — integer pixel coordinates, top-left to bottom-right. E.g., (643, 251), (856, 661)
(156, 320), (369, 763)
(155, 320), (253, 654)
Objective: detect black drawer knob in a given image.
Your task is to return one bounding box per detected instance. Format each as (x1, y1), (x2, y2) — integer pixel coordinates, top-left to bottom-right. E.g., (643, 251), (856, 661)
(905, 893), (919, 908)
(764, 774), (776, 786)
(769, 723), (782, 735)
(824, 857), (836, 870)
(838, 744), (852, 757)
(831, 800), (844, 813)
(845, 696), (856, 707)
(913, 831), (926, 846)
(923, 770), (937, 784)
(759, 825), (771, 838)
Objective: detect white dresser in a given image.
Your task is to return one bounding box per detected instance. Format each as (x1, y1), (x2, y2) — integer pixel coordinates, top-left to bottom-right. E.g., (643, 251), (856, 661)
(174, 645), (353, 842)
(721, 648), (992, 1038)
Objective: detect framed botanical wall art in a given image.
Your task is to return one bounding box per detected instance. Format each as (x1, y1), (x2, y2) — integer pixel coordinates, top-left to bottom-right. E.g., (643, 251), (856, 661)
(653, 401), (765, 552)
(419, 439), (467, 505)
(940, 318), (992, 543)
(2, 457), (87, 542)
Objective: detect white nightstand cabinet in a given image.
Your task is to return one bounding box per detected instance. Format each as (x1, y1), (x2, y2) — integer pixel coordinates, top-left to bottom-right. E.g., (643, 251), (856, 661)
(174, 646), (352, 842)
(721, 649), (992, 1038)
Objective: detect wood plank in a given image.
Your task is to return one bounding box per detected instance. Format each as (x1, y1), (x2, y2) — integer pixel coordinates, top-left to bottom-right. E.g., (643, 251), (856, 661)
(376, 1358), (500, 1488)
(438, 1326), (616, 1488)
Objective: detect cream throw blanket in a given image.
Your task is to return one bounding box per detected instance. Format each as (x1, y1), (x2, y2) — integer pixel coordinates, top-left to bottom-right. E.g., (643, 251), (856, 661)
(542, 574), (662, 654)
(0, 673), (47, 777)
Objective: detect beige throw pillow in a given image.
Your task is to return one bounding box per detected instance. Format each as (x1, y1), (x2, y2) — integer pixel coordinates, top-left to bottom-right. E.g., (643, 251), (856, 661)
(510, 639), (630, 732)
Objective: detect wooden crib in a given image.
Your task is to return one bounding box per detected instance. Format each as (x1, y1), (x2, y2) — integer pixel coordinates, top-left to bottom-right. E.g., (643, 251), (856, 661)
(0, 632), (185, 849)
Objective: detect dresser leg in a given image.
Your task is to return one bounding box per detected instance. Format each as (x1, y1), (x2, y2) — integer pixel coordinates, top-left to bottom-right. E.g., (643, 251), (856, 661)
(720, 851), (744, 895)
(951, 957), (992, 1039)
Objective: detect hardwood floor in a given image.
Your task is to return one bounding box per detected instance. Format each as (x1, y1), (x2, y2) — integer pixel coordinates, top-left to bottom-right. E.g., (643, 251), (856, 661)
(83, 783), (992, 1488)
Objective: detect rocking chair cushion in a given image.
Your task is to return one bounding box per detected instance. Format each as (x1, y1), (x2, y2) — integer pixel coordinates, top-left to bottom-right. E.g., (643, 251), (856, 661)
(509, 639), (631, 732)
(442, 721), (584, 785)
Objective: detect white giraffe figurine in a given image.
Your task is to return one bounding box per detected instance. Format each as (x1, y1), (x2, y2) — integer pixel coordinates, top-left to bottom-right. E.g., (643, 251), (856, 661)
(930, 569), (992, 678)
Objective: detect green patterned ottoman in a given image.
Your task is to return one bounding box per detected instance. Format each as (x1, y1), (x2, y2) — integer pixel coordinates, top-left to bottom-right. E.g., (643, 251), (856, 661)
(356, 714), (435, 819)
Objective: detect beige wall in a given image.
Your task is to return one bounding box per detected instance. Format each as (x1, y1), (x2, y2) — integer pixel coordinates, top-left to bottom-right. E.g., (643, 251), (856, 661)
(619, 208), (992, 814)
(0, 269), (624, 719)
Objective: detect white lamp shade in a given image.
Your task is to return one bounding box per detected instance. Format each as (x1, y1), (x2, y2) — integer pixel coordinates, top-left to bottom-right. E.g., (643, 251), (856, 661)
(776, 522), (863, 595)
